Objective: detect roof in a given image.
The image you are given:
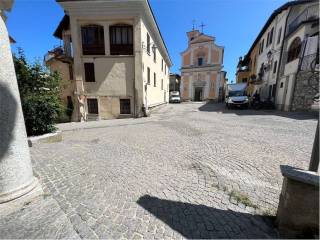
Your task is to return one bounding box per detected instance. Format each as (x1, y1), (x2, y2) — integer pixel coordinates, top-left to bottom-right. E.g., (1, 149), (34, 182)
(0, 0), (14, 11)
(9, 36), (16, 43)
(190, 34), (214, 44)
(145, 0), (172, 66)
(244, 0), (317, 62)
(53, 14), (70, 39)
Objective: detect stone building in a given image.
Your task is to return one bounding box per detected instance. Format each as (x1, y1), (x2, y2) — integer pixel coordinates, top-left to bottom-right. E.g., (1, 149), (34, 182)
(180, 29), (225, 102)
(237, 2), (291, 100)
(236, 0), (319, 111)
(276, 1), (319, 111)
(46, 0), (172, 122)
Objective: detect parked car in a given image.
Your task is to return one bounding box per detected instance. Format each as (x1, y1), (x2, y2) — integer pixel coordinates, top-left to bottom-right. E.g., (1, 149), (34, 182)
(225, 83), (249, 109)
(169, 91), (181, 103)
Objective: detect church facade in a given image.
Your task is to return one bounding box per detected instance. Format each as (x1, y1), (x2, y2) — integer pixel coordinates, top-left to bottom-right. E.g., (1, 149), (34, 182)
(180, 30), (225, 102)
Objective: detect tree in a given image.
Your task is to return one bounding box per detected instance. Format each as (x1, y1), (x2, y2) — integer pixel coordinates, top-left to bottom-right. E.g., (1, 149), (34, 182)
(13, 49), (63, 136)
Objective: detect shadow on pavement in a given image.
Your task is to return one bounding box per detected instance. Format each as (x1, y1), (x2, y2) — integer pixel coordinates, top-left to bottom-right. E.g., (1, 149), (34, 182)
(137, 195), (278, 239)
(198, 102), (318, 121)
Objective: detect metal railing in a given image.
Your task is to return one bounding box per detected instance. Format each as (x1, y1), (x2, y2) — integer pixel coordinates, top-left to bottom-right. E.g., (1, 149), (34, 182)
(287, 6), (319, 36)
(44, 46), (73, 63)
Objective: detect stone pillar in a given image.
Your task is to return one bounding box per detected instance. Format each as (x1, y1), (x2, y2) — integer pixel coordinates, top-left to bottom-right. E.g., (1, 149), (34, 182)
(70, 16), (85, 122)
(0, 8), (39, 203)
(134, 17), (143, 117)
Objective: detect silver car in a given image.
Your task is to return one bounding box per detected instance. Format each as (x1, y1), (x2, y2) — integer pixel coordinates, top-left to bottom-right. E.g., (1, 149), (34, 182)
(169, 91), (181, 103)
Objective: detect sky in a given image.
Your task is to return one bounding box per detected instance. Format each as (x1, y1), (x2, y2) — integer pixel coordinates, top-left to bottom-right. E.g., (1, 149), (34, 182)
(6, 0), (288, 82)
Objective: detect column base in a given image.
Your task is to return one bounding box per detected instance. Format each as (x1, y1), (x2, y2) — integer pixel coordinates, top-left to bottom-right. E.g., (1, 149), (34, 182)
(0, 177), (42, 205)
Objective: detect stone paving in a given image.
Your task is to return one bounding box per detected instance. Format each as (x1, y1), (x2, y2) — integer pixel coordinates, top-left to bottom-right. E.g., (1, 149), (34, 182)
(0, 103), (317, 239)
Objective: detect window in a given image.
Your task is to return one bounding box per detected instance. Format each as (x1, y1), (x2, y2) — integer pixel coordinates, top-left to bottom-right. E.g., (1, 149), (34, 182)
(269, 27), (274, 45)
(84, 63), (95, 82)
(280, 82), (284, 88)
(277, 27), (282, 44)
(161, 79), (163, 90)
(242, 78), (247, 83)
(153, 47), (156, 62)
(268, 85), (272, 98)
(287, 37), (302, 63)
(120, 99), (131, 114)
(110, 25), (133, 55)
(261, 39), (264, 53)
(267, 32), (270, 46)
(81, 25), (105, 55)
(154, 72), (156, 87)
(147, 33), (151, 54)
(165, 64), (167, 75)
(87, 99), (98, 114)
(147, 67), (150, 84)
(273, 60), (278, 74)
(198, 57), (203, 66)
(272, 84), (276, 97)
(69, 64), (73, 80)
(161, 59), (163, 71)
(67, 96), (73, 110)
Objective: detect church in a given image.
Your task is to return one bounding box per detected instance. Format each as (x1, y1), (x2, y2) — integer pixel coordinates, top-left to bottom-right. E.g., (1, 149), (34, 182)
(180, 28), (225, 102)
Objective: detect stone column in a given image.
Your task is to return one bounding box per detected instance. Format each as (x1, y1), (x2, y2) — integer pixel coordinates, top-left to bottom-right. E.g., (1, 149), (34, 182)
(0, 8), (39, 203)
(134, 17), (143, 117)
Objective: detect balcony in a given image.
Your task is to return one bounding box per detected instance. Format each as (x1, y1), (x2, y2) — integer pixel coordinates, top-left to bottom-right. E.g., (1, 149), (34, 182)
(44, 46), (73, 64)
(287, 6), (319, 36)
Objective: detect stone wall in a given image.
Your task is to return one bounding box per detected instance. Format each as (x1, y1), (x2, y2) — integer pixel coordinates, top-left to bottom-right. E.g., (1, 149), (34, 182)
(291, 71), (318, 111)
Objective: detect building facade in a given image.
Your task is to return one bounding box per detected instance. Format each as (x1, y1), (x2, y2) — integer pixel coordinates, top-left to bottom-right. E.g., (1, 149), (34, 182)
(236, 0), (318, 111)
(180, 30), (224, 102)
(276, 1), (319, 111)
(236, 43), (259, 96)
(46, 0), (172, 122)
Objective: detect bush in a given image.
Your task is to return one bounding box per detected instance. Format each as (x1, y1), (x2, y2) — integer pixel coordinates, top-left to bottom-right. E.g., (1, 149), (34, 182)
(14, 49), (63, 136)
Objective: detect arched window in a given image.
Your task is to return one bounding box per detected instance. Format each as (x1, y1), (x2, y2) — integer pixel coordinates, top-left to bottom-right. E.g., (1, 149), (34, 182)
(287, 37), (301, 63)
(110, 24), (133, 55)
(81, 25), (105, 55)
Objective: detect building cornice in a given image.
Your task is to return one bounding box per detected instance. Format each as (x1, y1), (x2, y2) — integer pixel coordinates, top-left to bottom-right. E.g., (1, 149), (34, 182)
(181, 65), (223, 73)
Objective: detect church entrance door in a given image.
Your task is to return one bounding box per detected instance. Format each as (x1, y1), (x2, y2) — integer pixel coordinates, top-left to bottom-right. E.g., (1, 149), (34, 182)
(194, 87), (203, 101)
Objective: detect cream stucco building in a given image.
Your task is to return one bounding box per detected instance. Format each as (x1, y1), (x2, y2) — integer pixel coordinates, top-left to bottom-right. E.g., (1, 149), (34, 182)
(46, 0), (172, 121)
(180, 30), (224, 102)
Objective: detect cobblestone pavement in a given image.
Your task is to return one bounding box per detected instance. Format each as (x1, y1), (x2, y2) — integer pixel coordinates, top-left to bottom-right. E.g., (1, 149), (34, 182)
(0, 103), (317, 239)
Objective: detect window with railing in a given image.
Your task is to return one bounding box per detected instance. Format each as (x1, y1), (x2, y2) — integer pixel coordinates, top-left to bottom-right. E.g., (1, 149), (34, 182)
(81, 25), (105, 55)
(110, 25), (133, 55)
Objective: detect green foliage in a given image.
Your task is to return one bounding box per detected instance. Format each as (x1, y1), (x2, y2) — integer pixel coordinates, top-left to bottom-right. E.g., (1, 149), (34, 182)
(229, 190), (258, 209)
(14, 49), (63, 136)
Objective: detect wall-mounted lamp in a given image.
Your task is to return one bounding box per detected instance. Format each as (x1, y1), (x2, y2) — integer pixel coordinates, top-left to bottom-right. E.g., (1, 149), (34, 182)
(141, 42), (157, 53)
(267, 50), (272, 60)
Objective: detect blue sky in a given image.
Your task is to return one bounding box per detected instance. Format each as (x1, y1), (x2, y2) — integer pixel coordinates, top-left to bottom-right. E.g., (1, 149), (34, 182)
(7, 0), (288, 82)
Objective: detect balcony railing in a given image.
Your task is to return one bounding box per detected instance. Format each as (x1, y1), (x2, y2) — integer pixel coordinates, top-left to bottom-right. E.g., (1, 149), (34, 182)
(287, 6), (319, 36)
(44, 46), (73, 64)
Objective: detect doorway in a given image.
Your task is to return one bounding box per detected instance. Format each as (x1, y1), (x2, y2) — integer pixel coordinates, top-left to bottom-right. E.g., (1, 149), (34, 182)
(194, 87), (203, 101)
